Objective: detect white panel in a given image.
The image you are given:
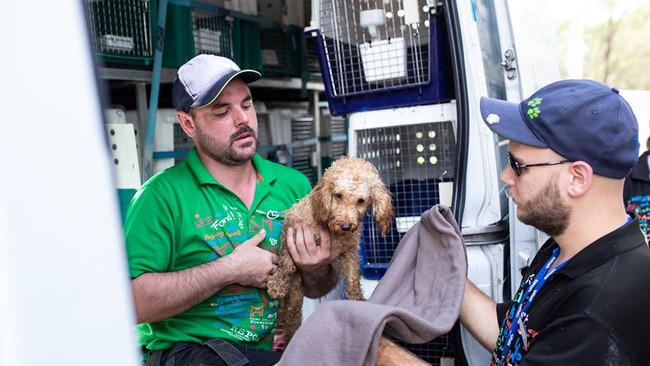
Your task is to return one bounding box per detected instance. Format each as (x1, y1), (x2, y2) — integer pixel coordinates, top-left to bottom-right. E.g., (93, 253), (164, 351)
(153, 109), (178, 174)
(453, 0), (506, 228)
(0, 1), (140, 365)
(126, 108), (178, 175)
(106, 123), (142, 189)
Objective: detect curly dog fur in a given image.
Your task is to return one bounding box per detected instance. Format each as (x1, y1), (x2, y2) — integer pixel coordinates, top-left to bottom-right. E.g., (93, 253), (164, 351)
(267, 156), (395, 344)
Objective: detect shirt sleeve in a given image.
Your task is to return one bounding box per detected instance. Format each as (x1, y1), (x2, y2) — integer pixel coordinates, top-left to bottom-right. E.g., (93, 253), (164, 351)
(123, 185), (175, 278)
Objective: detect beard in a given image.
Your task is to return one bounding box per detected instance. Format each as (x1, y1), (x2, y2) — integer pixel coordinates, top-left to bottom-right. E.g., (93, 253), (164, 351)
(195, 124), (259, 166)
(514, 178), (569, 237)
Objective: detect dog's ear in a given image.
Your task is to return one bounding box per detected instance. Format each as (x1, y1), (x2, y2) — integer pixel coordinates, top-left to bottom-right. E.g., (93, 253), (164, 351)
(370, 182), (395, 236)
(310, 180), (332, 225)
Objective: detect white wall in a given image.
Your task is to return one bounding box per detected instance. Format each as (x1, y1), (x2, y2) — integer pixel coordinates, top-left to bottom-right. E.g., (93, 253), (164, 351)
(620, 90), (650, 153)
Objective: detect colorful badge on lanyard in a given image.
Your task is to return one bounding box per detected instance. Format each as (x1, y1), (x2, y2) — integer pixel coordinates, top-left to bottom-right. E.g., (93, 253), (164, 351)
(493, 247), (566, 366)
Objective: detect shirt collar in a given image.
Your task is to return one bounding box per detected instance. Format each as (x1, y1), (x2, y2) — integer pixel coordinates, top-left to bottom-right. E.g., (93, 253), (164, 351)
(546, 219), (646, 279)
(186, 148), (277, 186)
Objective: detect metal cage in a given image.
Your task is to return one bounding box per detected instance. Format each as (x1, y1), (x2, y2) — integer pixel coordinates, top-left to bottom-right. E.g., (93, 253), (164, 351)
(308, 0), (453, 116)
(356, 119), (456, 279)
(85, 0), (155, 65)
(191, 6), (235, 59)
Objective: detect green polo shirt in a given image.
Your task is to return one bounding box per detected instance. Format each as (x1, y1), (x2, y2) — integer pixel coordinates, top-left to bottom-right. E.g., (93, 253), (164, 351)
(124, 149), (311, 352)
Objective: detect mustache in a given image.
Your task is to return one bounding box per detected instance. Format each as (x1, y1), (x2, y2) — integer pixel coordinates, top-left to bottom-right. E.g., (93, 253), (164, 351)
(230, 125), (256, 142)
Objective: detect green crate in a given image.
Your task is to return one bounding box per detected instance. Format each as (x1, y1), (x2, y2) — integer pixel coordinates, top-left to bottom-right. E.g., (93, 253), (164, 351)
(259, 25), (305, 78)
(232, 17), (264, 72)
(161, 5), (265, 73)
(85, 0), (157, 66)
(162, 3), (195, 68)
(192, 8), (234, 58)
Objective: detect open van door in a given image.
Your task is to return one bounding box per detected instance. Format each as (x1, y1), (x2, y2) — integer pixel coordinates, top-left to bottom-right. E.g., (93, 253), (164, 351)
(0, 1), (140, 365)
(457, 0), (560, 364)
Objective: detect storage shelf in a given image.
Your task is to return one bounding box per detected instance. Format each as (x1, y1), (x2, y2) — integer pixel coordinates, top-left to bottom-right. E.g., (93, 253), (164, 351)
(98, 66), (324, 91)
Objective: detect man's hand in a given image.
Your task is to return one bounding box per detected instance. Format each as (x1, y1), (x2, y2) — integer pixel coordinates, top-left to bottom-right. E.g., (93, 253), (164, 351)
(225, 229), (279, 288)
(286, 223), (341, 297)
(132, 229), (279, 323)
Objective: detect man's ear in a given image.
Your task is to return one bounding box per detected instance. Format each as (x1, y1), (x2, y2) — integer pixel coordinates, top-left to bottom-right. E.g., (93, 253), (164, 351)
(567, 161), (593, 197)
(177, 111), (196, 138)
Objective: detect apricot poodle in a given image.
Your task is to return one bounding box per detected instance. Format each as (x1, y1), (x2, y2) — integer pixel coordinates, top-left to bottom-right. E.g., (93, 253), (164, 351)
(267, 156), (395, 344)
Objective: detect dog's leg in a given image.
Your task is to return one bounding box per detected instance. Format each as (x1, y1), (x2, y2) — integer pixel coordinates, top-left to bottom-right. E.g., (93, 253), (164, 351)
(280, 272), (305, 343)
(267, 243), (296, 299)
(340, 249), (364, 301)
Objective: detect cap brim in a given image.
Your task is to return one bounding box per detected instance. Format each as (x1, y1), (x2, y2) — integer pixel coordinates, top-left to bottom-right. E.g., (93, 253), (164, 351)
(192, 69), (262, 109)
(480, 96), (547, 148)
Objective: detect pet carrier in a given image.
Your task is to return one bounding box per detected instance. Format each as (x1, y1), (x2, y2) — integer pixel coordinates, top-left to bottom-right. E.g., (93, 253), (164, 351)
(85, 0), (156, 65)
(307, 0), (454, 116)
(349, 103), (457, 279)
(260, 25), (306, 78)
(191, 4), (235, 59)
(161, 2), (236, 68)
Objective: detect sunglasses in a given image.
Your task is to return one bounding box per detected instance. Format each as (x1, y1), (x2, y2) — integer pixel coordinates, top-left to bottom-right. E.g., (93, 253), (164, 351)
(507, 152), (572, 176)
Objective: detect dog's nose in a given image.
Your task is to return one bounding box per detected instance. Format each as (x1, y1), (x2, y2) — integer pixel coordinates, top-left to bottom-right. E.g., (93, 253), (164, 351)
(340, 223), (352, 231)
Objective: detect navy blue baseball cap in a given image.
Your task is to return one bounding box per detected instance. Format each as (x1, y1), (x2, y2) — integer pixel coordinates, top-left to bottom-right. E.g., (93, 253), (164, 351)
(172, 54), (261, 112)
(480, 79), (639, 179)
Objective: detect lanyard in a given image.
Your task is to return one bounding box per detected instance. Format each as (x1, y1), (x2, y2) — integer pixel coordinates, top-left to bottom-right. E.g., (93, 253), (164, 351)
(496, 247), (566, 365)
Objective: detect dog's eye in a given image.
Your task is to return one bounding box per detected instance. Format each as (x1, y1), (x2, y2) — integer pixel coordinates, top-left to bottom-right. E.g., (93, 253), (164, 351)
(335, 193), (343, 199)
(357, 198), (366, 205)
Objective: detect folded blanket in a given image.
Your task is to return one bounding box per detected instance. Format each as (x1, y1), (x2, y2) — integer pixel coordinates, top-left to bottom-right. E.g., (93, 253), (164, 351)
(279, 205), (468, 366)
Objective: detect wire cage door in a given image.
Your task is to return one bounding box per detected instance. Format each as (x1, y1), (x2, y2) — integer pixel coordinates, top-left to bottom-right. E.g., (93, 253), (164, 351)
(354, 117), (457, 279)
(308, 0), (453, 115)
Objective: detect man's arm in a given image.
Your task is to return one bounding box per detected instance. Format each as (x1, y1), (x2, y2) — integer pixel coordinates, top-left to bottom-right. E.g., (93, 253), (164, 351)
(132, 230), (278, 323)
(458, 279), (500, 351)
(286, 223), (342, 298)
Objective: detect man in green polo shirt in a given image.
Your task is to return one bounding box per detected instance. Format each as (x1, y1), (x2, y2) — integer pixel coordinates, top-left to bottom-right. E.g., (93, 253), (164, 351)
(124, 55), (343, 366)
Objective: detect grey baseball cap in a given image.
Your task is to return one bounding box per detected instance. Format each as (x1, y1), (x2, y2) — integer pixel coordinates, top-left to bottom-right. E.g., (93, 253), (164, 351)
(172, 54), (261, 112)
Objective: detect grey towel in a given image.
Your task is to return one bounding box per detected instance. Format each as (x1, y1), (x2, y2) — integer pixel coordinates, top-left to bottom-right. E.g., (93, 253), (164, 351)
(279, 205), (468, 366)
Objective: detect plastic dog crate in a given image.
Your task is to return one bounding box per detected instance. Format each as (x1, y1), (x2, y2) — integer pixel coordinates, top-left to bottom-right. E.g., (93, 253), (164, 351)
(85, 0), (156, 65)
(260, 25), (305, 78)
(161, 2), (236, 68)
(191, 4), (235, 58)
(306, 0), (453, 116)
(356, 120), (457, 279)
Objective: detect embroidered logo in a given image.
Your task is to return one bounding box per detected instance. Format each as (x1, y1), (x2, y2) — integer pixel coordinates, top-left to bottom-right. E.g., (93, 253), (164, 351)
(526, 97), (543, 119)
(486, 113), (500, 124)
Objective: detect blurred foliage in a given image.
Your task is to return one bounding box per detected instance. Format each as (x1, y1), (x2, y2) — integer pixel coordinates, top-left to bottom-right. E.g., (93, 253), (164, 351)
(555, 3), (650, 89)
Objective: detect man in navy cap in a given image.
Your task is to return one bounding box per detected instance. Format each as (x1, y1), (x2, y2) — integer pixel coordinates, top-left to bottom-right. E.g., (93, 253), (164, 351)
(459, 79), (650, 365)
(124, 55), (344, 365)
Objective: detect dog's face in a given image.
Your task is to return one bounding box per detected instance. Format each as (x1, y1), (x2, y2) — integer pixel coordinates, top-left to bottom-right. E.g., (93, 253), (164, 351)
(311, 157), (395, 237)
(326, 178), (372, 235)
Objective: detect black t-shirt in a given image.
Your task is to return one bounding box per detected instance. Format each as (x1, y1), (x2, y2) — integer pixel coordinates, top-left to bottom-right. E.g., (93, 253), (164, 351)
(495, 219), (650, 366)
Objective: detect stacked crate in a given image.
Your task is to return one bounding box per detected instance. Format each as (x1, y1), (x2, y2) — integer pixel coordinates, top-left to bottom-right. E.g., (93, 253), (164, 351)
(85, 0), (156, 65)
